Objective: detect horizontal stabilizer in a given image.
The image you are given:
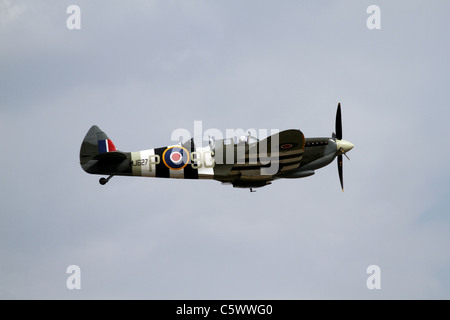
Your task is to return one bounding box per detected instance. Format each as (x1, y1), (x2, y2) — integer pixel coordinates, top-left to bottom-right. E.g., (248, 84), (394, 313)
(93, 151), (128, 162)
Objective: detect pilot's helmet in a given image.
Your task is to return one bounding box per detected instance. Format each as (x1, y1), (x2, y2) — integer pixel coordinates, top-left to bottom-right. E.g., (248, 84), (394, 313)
(239, 136), (247, 144)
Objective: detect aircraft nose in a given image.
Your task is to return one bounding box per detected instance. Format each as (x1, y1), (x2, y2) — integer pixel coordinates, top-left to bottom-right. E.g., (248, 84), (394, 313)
(336, 140), (354, 153)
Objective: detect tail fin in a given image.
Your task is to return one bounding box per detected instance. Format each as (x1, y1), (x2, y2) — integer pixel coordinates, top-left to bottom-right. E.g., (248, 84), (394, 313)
(80, 125), (116, 163)
(80, 125), (130, 175)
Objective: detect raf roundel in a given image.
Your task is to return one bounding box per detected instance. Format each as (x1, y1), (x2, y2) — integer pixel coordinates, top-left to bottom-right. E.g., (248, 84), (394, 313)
(162, 146), (190, 170)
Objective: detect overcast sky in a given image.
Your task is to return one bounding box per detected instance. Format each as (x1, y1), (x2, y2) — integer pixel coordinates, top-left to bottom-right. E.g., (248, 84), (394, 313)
(1, 0), (449, 299)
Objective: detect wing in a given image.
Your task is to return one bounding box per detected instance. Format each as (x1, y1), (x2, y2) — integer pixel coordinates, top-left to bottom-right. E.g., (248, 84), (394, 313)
(238, 129), (305, 174)
(213, 130), (305, 187)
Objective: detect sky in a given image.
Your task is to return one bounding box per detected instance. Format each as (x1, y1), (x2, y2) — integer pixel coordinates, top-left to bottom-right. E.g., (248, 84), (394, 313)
(1, 0), (449, 299)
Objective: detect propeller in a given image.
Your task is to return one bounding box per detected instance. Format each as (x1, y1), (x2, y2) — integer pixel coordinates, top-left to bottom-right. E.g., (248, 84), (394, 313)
(337, 154), (343, 191)
(333, 103), (353, 192)
(336, 103), (343, 191)
(335, 103), (342, 140)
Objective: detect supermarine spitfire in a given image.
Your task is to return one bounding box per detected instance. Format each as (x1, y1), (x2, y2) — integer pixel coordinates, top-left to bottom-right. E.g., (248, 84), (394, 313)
(80, 103), (354, 191)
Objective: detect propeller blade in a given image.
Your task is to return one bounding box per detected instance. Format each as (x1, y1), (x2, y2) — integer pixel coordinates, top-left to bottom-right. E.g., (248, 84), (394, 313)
(335, 103), (342, 140)
(337, 155), (344, 191)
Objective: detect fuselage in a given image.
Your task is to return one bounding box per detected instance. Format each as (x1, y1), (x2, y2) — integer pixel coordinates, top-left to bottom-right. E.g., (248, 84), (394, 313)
(125, 137), (352, 186)
(299, 138), (337, 170)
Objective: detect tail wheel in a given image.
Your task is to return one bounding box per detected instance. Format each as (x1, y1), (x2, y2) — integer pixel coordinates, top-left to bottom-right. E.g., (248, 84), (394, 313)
(99, 175), (114, 185)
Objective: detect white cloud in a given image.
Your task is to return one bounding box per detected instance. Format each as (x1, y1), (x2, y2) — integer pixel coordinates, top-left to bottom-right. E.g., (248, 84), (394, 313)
(0, 0), (26, 26)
